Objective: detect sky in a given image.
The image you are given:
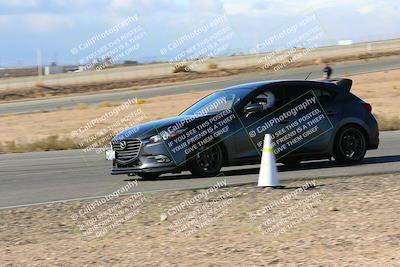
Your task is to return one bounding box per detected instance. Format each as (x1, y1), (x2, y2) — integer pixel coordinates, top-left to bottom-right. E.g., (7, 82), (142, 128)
(0, 0), (399, 67)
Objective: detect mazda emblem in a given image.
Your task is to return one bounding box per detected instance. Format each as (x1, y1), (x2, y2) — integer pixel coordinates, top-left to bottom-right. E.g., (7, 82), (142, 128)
(120, 141), (127, 150)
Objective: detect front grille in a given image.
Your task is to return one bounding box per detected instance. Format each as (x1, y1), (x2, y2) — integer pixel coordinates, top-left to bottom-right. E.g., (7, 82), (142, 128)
(112, 139), (142, 163)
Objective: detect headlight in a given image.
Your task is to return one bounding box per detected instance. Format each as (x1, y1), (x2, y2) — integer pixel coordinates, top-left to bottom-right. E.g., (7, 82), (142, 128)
(149, 128), (186, 143)
(149, 134), (164, 143)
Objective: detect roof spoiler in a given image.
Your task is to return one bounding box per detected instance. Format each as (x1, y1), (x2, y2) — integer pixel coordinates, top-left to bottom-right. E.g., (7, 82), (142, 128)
(324, 78), (353, 91)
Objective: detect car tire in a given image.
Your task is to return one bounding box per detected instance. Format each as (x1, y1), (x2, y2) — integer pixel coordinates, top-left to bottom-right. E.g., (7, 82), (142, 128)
(187, 142), (223, 177)
(333, 125), (367, 163)
(136, 173), (161, 180)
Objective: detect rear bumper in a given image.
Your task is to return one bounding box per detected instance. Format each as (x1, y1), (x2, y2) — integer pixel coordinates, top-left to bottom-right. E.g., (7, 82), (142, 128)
(368, 137), (379, 150)
(367, 116), (380, 150)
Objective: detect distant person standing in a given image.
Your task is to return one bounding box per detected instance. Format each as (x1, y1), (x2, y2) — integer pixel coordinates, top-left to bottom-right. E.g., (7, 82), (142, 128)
(323, 65), (333, 79)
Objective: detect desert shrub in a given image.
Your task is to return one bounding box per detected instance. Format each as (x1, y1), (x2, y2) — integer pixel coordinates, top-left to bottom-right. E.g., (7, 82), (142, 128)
(76, 103), (89, 109)
(135, 99), (147, 104)
(97, 101), (119, 108)
(173, 64), (190, 73)
(208, 63), (218, 70)
(0, 136), (81, 153)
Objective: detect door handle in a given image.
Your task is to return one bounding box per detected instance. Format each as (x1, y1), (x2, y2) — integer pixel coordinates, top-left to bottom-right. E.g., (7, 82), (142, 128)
(280, 119), (289, 124)
(326, 111), (338, 116)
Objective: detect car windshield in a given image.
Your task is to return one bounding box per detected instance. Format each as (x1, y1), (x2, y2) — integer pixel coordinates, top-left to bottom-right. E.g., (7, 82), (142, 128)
(181, 88), (249, 116)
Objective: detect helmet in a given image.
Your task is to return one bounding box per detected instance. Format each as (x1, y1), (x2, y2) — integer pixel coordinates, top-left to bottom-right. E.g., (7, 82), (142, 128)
(255, 91), (275, 109)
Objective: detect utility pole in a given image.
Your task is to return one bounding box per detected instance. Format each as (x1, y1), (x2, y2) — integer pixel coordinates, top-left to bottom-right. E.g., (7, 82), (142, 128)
(37, 48), (43, 82)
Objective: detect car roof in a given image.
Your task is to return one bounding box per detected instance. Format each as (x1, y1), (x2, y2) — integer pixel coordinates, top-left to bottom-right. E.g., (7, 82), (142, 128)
(222, 80), (337, 92)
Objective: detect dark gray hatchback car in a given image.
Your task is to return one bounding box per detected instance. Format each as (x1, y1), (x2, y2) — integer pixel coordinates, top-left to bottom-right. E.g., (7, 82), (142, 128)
(108, 79), (379, 179)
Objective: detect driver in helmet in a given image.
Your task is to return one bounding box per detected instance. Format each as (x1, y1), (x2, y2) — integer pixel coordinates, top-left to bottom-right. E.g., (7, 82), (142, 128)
(253, 91), (276, 110)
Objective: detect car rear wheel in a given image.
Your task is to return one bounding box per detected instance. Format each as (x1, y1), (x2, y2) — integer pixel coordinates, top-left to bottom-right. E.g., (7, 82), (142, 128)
(187, 142), (223, 177)
(333, 125), (367, 163)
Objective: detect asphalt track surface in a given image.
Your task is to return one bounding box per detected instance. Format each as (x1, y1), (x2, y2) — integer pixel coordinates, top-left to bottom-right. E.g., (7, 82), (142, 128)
(1, 57), (400, 209)
(0, 131), (399, 209)
(1, 56), (400, 115)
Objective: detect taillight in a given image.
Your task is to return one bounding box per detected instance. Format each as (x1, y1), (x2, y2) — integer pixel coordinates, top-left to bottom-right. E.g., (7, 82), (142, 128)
(362, 103), (372, 113)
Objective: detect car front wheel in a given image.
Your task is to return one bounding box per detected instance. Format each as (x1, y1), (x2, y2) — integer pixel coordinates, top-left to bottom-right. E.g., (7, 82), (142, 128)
(333, 125), (367, 163)
(187, 142), (223, 177)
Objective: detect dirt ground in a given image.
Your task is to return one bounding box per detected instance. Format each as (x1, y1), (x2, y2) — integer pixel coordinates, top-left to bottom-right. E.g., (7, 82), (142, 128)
(0, 68), (399, 152)
(0, 173), (399, 266)
(351, 69), (400, 117)
(1, 51), (400, 103)
(0, 90), (213, 147)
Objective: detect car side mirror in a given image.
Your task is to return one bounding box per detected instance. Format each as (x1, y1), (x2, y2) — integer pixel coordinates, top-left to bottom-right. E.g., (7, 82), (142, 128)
(244, 103), (263, 116)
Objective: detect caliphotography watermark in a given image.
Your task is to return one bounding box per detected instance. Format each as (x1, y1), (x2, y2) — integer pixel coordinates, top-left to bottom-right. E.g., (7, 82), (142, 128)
(70, 98), (147, 154)
(250, 12), (325, 72)
(161, 179), (235, 237)
(156, 94), (242, 166)
(160, 14), (236, 72)
(70, 181), (146, 240)
(70, 15), (147, 71)
(244, 90), (333, 160)
(249, 180), (324, 237)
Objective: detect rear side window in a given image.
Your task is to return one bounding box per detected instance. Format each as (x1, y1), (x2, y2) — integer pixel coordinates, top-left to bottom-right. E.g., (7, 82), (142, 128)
(313, 88), (336, 103)
(285, 86), (311, 102)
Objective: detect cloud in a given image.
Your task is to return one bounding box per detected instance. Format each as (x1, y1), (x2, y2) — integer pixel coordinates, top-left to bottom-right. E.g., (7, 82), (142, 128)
(111, 0), (134, 9)
(27, 13), (76, 32)
(110, 0), (221, 14)
(190, 0), (222, 13)
(222, 0), (369, 16)
(0, 0), (39, 7)
(223, 3), (252, 15)
(0, 15), (9, 26)
(357, 5), (374, 14)
(0, 13), (76, 33)
(0, 0), (399, 67)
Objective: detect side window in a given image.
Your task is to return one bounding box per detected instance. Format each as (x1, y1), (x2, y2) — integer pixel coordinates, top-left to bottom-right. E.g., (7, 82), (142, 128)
(285, 86), (311, 103)
(313, 88), (335, 103)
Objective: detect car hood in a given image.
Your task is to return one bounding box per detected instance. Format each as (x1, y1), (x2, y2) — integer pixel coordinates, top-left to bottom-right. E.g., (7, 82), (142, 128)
(113, 115), (196, 141)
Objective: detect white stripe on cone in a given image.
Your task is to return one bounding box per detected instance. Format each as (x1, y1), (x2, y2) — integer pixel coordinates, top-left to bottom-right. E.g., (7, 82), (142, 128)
(258, 134), (280, 187)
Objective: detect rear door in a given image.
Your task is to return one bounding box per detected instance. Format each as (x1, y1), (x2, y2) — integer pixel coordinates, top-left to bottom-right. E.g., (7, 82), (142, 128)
(283, 83), (338, 157)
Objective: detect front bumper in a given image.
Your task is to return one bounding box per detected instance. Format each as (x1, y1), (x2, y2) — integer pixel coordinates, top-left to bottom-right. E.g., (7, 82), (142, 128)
(110, 140), (185, 175)
(111, 165), (179, 175)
